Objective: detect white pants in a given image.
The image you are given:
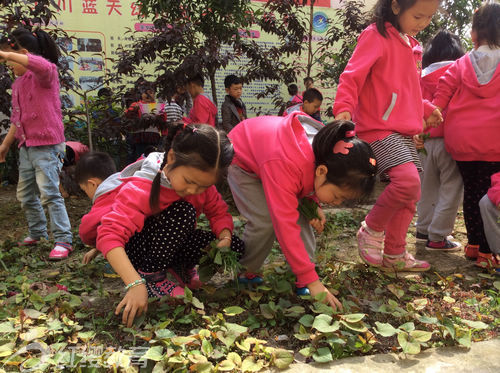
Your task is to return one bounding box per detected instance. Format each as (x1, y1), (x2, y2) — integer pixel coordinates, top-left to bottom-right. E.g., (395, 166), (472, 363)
(416, 138), (463, 241)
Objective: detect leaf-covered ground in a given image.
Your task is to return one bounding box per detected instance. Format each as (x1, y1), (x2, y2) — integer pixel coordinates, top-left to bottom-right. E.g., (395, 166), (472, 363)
(0, 184), (499, 372)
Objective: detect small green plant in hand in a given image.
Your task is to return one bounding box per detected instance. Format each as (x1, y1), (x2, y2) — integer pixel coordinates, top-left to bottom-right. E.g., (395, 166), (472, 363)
(198, 240), (242, 282)
(298, 197), (335, 235)
(417, 133), (431, 156)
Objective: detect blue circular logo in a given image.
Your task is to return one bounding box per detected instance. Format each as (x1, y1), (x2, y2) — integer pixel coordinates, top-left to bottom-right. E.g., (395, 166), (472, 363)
(313, 12), (328, 34)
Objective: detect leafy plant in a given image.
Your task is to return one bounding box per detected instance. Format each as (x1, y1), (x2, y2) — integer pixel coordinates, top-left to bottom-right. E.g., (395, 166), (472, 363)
(198, 240), (243, 283)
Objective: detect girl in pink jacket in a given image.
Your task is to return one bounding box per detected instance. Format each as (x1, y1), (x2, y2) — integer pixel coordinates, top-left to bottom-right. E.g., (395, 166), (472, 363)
(228, 112), (377, 311)
(96, 125), (244, 327)
(0, 28), (73, 260)
(432, 3), (500, 269)
(333, 0), (440, 272)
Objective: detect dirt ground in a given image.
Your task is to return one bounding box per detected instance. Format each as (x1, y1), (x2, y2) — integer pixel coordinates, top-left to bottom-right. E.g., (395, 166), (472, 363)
(0, 180), (474, 276)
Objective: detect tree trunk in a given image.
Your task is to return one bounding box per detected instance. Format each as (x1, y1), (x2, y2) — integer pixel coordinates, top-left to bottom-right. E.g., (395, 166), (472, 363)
(209, 70), (218, 108)
(306, 0), (315, 78)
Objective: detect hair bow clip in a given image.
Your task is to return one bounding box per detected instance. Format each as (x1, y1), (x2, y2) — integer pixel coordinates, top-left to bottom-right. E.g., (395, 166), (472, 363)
(369, 158), (376, 166)
(192, 127), (198, 133)
(333, 140), (354, 155)
(345, 130), (356, 138)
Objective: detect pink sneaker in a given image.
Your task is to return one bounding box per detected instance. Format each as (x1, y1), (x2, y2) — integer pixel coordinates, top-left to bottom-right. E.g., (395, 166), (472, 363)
(381, 252), (430, 272)
(357, 221), (384, 267)
(139, 270), (185, 298)
(18, 236), (40, 246)
(168, 267), (203, 290)
(48, 242), (72, 260)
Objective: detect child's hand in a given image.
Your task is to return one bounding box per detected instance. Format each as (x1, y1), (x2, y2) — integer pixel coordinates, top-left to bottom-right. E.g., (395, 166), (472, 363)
(115, 284), (148, 327)
(335, 111), (351, 121)
(307, 280), (343, 311)
(0, 144), (8, 163)
(413, 134), (425, 150)
(82, 248), (99, 264)
(217, 229), (232, 248)
(309, 206), (326, 234)
(425, 108), (443, 129)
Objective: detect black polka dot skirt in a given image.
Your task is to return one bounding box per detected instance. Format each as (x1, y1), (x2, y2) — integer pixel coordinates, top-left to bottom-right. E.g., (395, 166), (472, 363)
(124, 200), (245, 297)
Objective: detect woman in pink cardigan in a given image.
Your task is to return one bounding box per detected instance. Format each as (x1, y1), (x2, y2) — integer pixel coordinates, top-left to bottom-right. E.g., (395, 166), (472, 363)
(0, 27), (73, 260)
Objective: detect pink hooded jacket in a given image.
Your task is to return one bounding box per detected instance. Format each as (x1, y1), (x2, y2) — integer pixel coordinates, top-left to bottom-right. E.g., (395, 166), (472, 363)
(229, 112), (325, 287)
(333, 23), (434, 143)
(433, 51), (500, 162)
(96, 153), (233, 258)
(488, 172), (500, 208)
(11, 54), (65, 147)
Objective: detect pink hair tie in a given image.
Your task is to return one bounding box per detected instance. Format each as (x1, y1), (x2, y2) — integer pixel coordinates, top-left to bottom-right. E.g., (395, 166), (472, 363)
(345, 130), (355, 138)
(192, 127), (198, 133)
(333, 140), (354, 155)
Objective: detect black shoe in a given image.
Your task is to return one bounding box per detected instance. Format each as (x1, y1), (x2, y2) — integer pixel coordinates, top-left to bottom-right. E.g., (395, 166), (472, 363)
(415, 232), (428, 242)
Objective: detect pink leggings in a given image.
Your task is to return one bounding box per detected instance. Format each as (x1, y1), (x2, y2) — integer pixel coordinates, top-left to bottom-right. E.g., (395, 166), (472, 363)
(365, 162), (421, 255)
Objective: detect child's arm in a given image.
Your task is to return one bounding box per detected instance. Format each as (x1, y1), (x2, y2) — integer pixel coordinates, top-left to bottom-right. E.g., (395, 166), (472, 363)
(333, 29), (382, 118)
(106, 247), (148, 327)
(201, 186), (235, 237)
(0, 125), (17, 162)
(220, 102), (233, 133)
(0, 50), (29, 66)
(432, 60), (461, 111)
(0, 52), (57, 88)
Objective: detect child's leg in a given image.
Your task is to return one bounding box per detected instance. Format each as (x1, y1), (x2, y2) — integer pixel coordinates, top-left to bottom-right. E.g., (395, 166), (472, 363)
(427, 140), (462, 242)
(416, 140), (440, 236)
(366, 162), (421, 252)
(32, 144), (72, 244)
(456, 161), (500, 253)
(227, 165), (276, 273)
(479, 195), (500, 256)
(297, 212), (316, 261)
(16, 147), (49, 240)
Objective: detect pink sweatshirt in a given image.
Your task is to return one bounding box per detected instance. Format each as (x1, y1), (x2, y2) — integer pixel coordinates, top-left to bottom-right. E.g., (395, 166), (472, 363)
(184, 94), (217, 127)
(433, 51), (500, 162)
(333, 23), (433, 143)
(96, 153), (233, 258)
(488, 172), (500, 207)
(11, 54), (65, 147)
(421, 62), (454, 138)
(228, 112), (323, 286)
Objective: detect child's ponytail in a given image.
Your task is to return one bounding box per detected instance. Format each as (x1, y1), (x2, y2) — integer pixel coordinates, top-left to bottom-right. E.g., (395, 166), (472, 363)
(1, 27), (60, 65)
(149, 124), (234, 212)
(313, 120), (377, 199)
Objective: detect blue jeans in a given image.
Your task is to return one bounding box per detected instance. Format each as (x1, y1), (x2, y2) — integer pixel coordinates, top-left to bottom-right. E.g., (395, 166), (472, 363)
(16, 143), (72, 243)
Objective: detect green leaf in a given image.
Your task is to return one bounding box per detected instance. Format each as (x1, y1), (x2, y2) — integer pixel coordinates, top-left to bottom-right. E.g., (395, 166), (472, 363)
(171, 336), (196, 345)
(397, 332), (421, 355)
(398, 322), (415, 332)
(191, 296), (205, 310)
(442, 318), (456, 339)
(192, 362), (214, 373)
(241, 356), (263, 372)
(0, 322), (15, 333)
(298, 314), (314, 327)
(274, 280), (292, 294)
(493, 281), (500, 291)
(273, 349), (294, 369)
(314, 292), (327, 302)
(285, 305), (305, 317)
(0, 342), (15, 358)
(23, 309), (45, 319)
(218, 359), (236, 371)
(223, 306), (245, 316)
(312, 314), (340, 333)
(201, 339), (213, 356)
(312, 347), (333, 363)
(77, 330), (96, 342)
(410, 330), (433, 342)
(341, 313), (365, 323)
(457, 334), (471, 347)
(225, 322), (248, 335)
(155, 329), (176, 339)
(142, 346), (164, 362)
(214, 251), (223, 265)
(20, 326), (47, 341)
(260, 303), (275, 319)
(226, 352), (242, 367)
(107, 351), (131, 368)
(340, 320), (368, 332)
(418, 315), (438, 324)
(374, 321), (399, 337)
(299, 346), (314, 357)
(462, 320), (489, 330)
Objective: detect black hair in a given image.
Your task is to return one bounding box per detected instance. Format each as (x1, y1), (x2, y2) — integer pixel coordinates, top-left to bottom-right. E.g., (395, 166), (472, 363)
(288, 84), (298, 96)
(303, 77), (313, 84)
(422, 30), (464, 68)
(373, 0), (420, 37)
(303, 88), (323, 103)
(472, 2), (500, 48)
(97, 87), (112, 97)
(187, 74), (205, 87)
(0, 27), (60, 65)
(149, 124), (234, 211)
(313, 120), (377, 198)
(75, 152), (117, 185)
(224, 74), (242, 88)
